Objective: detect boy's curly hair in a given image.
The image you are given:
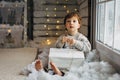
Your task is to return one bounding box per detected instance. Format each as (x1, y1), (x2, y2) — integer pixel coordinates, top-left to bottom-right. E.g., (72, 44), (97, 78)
(64, 12), (82, 25)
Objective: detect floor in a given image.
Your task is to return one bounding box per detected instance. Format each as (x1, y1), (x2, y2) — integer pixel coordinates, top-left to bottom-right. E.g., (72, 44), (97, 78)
(0, 47), (37, 80)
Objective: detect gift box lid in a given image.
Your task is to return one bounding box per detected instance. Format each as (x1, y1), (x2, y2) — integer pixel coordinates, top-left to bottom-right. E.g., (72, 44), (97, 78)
(49, 48), (85, 59)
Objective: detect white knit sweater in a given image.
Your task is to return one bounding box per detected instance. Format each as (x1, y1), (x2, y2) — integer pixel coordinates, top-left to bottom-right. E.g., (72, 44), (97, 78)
(55, 32), (91, 54)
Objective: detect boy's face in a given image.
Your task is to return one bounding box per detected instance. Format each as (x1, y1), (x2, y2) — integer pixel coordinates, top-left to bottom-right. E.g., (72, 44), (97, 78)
(65, 16), (80, 33)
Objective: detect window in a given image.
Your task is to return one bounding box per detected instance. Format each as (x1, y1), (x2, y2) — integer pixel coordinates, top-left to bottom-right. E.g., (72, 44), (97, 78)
(114, 0), (120, 50)
(96, 0), (120, 52)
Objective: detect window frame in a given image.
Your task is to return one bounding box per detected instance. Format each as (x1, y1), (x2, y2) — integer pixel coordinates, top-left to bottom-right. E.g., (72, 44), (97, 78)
(95, 0), (120, 73)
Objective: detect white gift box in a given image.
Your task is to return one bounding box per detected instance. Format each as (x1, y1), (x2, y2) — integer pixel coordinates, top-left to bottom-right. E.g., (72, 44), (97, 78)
(49, 48), (85, 70)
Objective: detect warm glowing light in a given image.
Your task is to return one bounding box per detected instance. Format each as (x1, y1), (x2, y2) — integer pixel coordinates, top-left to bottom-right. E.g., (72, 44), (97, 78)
(66, 10), (70, 13)
(57, 20), (60, 23)
(48, 27), (50, 30)
(74, 8), (77, 11)
(46, 33), (48, 35)
(47, 14), (49, 17)
(46, 39), (51, 45)
(47, 41), (51, 45)
(46, 8), (48, 10)
(54, 8), (57, 11)
(56, 25), (60, 29)
(47, 19), (50, 22)
(63, 5), (66, 8)
(54, 14), (56, 17)
(44, 25), (47, 28)
(56, 33), (58, 35)
(8, 29), (11, 33)
(47, 39), (50, 42)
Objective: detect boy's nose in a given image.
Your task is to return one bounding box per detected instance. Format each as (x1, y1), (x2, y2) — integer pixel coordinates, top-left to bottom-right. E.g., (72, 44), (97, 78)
(70, 21), (73, 24)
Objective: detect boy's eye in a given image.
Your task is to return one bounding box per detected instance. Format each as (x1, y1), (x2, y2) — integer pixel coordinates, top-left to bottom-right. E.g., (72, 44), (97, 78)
(66, 20), (76, 23)
(73, 20), (76, 22)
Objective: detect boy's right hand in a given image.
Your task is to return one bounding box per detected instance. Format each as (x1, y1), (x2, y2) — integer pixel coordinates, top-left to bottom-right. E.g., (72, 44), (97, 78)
(62, 36), (68, 43)
(62, 36), (75, 45)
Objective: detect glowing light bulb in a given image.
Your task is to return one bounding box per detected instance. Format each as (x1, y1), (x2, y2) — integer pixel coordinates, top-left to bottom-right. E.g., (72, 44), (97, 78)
(56, 33), (58, 35)
(54, 8), (57, 11)
(47, 39), (50, 42)
(46, 8), (48, 10)
(74, 8), (77, 11)
(8, 29), (11, 33)
(63, 5), (66, 8)
(56, 25), (60, 29)
(54, 14), (56, 17)
(47, 41), (51, 45)
(47, 19), (50, 22)
(46, 33), (48, 35)
(48, 27), (50, 30)
(44, 25), (47, 28)
(47, 14), (49, 17)
(66, 10), (70, 13)
(57, 20), (60, 23)
(46, 39), (51, 45)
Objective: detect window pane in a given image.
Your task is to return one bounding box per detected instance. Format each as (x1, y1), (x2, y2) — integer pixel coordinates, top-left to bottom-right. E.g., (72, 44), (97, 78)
(97, 3), (105, 42)
(104, 1), (114, 46)
(114, 0), (120, 50)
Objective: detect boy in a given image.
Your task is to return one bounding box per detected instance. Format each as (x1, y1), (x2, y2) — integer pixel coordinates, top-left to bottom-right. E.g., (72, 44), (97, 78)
(39, 11), (91, 74)
(56, 12), (91, 55)
(25, 12), (91, 79)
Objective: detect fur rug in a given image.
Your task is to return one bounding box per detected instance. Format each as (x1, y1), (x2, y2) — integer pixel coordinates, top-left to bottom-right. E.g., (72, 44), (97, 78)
(26, 61), (120, 80)
(25, 50), (120, 80)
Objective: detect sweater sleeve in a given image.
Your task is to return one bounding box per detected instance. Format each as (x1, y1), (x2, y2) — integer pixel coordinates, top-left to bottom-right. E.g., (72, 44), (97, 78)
(55, 35), (65, 48)
(73, 34), (91, 54)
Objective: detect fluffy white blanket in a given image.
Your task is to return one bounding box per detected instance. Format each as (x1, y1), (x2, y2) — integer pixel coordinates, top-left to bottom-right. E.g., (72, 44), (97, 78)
(26, 61), (120, 80)
(23, 49), (120, 80)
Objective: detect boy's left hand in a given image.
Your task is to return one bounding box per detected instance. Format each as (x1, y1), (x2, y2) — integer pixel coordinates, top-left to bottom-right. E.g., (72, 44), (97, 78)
(67, 38), (75, 45)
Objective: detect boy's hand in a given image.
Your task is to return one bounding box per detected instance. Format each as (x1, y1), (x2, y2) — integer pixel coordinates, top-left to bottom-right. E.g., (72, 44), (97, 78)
(62, 36), (75, 45)
(69, 38), (75, 45)
(62, 36), (68, 43)
(67, 38), (75, 45)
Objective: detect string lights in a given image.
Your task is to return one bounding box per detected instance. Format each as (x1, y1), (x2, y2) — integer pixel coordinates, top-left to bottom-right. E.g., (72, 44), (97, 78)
(38, 0), (79, 46)
(56, 25), (60, 29)
(54, 14), (57, 17)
